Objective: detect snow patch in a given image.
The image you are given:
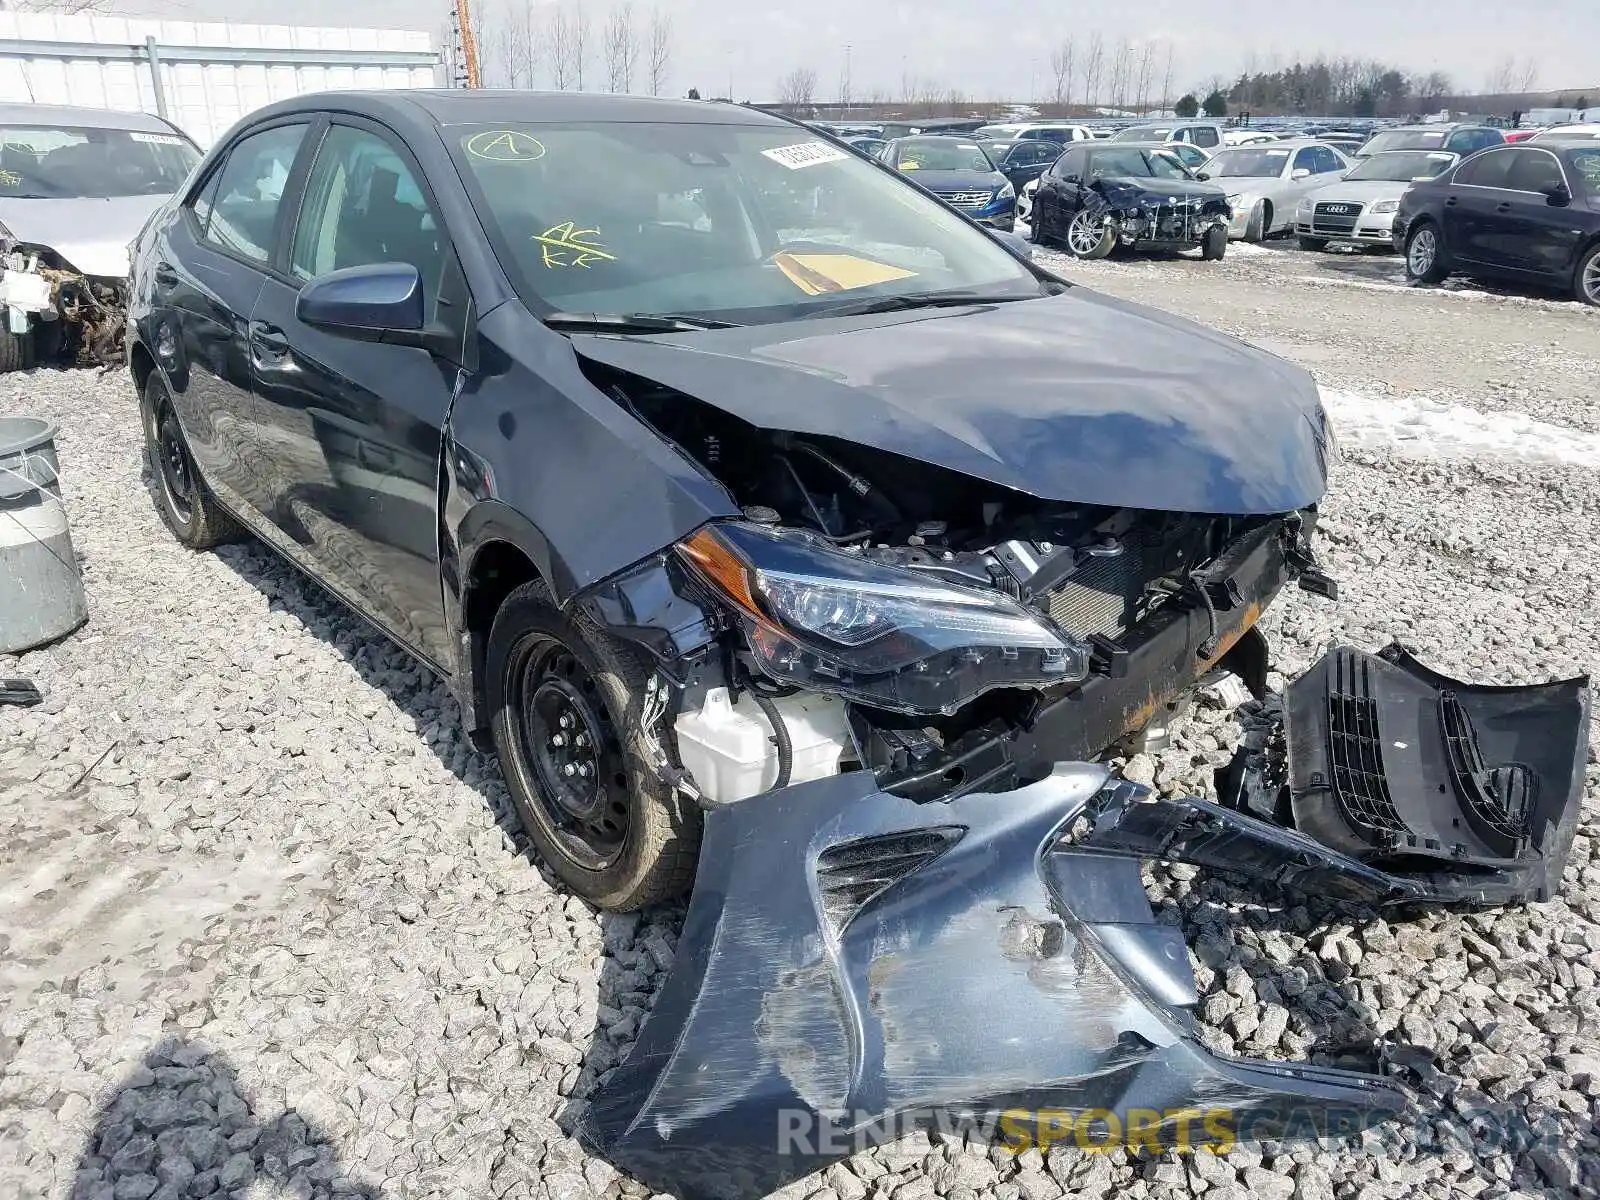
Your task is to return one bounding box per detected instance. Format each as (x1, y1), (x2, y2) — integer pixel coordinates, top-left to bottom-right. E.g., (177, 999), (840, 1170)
(1320, 388), (1600, 469)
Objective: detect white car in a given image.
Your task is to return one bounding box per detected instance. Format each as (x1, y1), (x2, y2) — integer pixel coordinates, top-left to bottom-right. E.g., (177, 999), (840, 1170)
(975, 122), (1094, 144)
(1222, 130), (1280, 146)
(0, 102), (201, 370)
(1202, 139), (1352, 241)
(1293, 149), (1458, 250)
(1532, 124), (1600, 141)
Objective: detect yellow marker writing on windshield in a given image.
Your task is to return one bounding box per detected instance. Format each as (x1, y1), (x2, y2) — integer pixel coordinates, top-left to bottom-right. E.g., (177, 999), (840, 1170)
(465, 130), (546, 162)
(0, 170), (20, 187)
(534, 221), (616, 268)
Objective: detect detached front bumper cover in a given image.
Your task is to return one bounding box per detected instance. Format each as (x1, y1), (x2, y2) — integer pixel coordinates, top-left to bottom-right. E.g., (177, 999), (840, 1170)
(580, 765), (1412, 1200)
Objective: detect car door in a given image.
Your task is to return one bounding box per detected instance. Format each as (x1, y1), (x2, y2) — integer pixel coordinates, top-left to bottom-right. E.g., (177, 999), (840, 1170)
(1036, 148), (1085, 236)
(153, 120), (312, 523)
(1445, 147), (1518, 267)
(1003, 141), (1058, 190)
(1496, 148), (1584, 278)
(247, 118), (468, 668)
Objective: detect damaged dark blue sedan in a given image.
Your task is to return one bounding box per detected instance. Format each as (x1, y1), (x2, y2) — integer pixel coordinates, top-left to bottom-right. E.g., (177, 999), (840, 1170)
(128, 91), (1589, 1200)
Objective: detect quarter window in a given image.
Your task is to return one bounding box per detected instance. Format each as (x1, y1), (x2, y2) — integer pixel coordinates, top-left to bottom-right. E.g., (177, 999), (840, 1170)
(202, 123), (309, 266)
(1505, 149), (1564, 193)
(1189, 126), (1220, 148)
(290, 125), (447, 320)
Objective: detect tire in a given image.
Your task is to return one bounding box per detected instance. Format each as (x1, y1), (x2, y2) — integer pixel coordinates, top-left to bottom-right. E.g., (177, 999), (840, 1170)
(1027, 200), (1048, 245)
(1201, 226), (1227, 261)
(1065, 209), (1115, 259)
(0, 329), (35, 373)
(140, 372), (243, 550)
(1298, 236), (1329, 252)
(487, 581), (702, 911)
(1244, 201), (1266, 243)
(1404, 221), (1450, 285)
(1574, 243), (1600, 307)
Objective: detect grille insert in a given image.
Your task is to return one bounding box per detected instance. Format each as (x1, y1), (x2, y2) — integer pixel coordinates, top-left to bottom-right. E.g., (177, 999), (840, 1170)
(816, 828), (962, 934)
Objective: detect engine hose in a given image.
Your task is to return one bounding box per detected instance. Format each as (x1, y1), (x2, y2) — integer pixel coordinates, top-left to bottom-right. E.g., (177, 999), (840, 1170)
(748, 689), (794, 792)
(779, 435), (904, 529)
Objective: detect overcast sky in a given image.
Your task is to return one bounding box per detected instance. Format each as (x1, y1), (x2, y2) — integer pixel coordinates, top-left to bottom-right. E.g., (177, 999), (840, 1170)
(119, 0), (1599, 104)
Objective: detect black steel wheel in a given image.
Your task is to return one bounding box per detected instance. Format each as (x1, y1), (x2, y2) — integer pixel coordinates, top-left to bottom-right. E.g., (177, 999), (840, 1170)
(514, 639), (631, 869)
(140, 373), (242, 549)
(487, 581), (701, 910)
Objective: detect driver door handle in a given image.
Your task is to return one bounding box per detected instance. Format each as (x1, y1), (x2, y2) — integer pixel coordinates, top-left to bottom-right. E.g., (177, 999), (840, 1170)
(249, 322), (290, 366)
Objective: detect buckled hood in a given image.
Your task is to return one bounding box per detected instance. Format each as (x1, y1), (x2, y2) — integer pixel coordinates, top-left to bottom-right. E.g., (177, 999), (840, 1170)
(571, 289), (1332, 516)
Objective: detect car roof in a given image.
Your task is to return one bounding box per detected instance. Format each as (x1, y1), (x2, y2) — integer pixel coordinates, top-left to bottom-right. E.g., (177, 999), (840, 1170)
(0, 102), (179, 133)
(240, 89), (794, 132)
(1216, 137), (1333, 149)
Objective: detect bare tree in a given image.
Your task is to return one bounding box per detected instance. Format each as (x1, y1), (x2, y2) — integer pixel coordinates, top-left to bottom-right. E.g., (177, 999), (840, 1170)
(838, 45), (852, 110)
(647, 7), (671, 95)
(778, 66), (818, 110)
(1486, 55), (1517, 96)
(1082, 33), (1104, 108)
(1514, 57), (1539, 94)
(1134, 41), (1155, 112)
(1108, 40), (1131, 111)
(1159, 42), (1174, 110)
(470, 0), (495, 90)
(550, 7), (575, 89)
(497, 2), (538, 89)
(1049, 40), (1075, 109)
(603, 3), (637, 92)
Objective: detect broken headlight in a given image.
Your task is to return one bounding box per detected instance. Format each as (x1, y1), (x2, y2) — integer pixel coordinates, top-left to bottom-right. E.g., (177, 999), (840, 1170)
(678, 522), (1090, 715)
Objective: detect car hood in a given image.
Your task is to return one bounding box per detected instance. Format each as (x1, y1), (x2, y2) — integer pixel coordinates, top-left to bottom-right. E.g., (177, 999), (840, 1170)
(903, 168), (1004, 193)
(1306, 179), (1411, 205)
(1095, 176), (1226, 204)
(571, 290), (1331, 515)
(0, 195), (166, 278)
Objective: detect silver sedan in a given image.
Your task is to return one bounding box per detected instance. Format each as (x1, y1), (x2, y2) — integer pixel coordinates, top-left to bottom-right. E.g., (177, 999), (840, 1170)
(1293, 150), (1459, 250)
(1202, 139), (1352, 241)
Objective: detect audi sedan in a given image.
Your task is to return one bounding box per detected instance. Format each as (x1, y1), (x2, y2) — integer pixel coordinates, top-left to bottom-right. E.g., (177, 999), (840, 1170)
(1294, 149), (1458, 250)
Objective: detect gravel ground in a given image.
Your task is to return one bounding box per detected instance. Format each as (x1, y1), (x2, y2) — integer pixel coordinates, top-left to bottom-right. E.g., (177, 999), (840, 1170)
(3, 248), (1600, 1200)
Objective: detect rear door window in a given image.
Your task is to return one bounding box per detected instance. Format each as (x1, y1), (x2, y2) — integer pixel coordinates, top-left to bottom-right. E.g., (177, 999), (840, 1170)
(1455, 148), (1516, 189)
(1504, 149), (1565, 194)
(203, 123), (310, 266)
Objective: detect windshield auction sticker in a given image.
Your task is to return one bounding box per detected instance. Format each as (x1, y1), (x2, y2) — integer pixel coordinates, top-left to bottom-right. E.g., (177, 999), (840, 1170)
(130, 132), (185, 146)
(465, 130), (547, 162)
(761, 141), (850, 170)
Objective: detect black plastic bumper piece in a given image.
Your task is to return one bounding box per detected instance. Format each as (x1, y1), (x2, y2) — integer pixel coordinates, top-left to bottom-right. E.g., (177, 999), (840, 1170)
(579, 768), (1411, 1200)
(1098, 644), (1590, 906)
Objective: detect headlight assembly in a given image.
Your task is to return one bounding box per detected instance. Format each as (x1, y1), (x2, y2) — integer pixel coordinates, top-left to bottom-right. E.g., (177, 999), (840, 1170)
(997, 181), (1016, 200)
(1369, 199), (1399, 214)
(678, 523), (1090, 715)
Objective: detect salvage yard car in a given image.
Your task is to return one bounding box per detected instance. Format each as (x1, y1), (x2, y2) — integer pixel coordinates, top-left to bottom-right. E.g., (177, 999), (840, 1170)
(128, 92), (1591, 1200)
(1396, 139), (1600, 305)
(1028, 142), (1230, 259)
(1294, 149), (1458, 250)
(1202, 139), (1352, 241)
(878, 134), (1016, 229)
(0, 102), (201, 371)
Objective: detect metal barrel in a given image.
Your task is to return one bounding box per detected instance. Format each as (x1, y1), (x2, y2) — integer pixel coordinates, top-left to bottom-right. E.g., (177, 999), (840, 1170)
(0, 416), (89, 653)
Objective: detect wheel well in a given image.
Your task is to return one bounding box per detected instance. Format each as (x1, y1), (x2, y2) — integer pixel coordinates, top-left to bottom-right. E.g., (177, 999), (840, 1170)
(129, 342), (156, 395)
(1261, 199), (1273, 227)
(462, 540), (543, 733)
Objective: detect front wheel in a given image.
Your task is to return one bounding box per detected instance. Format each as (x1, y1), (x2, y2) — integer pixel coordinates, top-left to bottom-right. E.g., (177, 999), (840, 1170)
(1243, 202), (1267, 243)
(1065, 210), (1115, 260)
(1404, 222), (1451, 284)
(1201, 226), (1227, 261)
(1574, 243), (1600, 307)
(1298, 236), (1329, 252)
(487, 581), (701, 911)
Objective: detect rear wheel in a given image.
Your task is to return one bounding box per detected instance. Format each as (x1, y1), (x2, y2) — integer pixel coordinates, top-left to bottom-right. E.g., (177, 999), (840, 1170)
(1298, 236), (1329, 252)
(1404, 221), (1450, 284)
(140, 372), (243, 550)
(1574, 243), (1600, 307)
(1065, 210), (1115, 259)
(487, 581), (701, 910)
(1201, 226), (1228, 261)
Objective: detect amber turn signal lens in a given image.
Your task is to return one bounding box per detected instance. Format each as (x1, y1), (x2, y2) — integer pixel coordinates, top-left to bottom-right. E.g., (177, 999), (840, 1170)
(679, 527), (761, 617)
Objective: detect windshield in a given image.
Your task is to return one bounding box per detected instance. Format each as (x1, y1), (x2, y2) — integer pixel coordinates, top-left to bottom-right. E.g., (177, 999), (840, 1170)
(890, 139), (994, 172)
(1111, 126), (1171, 142)
(1086, 148), (1188, 180)
(1359, 130), (1446, 155)
(0, 125), (199, 199)
(1205, 147), (1292, 178)
(450, 121), (1041, 325)
(1571, 149), (1600, 189)
(1345, 151), (1456, 182)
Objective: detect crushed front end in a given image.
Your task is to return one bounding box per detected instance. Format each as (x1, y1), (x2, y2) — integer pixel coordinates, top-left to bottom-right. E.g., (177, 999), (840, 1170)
(0, 243), (126, 367)
(578, 767), (1413, 1200)
(1087, 181), (1231, 253)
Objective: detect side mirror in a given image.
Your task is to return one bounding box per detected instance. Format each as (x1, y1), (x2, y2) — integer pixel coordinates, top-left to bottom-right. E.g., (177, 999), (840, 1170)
(298, 263), (424, 339)
(1062, 173), (1081, 184)
(1290, 167), (1312, 180)
(1546, 182), (1571, 207)
(1195, 171), (1211, 181)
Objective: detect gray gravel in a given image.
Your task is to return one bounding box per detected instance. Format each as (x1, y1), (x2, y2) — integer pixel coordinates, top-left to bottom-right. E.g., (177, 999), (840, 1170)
(3, 246), (1600, 1200)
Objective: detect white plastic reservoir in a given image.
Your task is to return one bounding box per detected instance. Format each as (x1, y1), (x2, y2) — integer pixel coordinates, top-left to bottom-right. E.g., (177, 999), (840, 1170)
(674, 687), (852, 806)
